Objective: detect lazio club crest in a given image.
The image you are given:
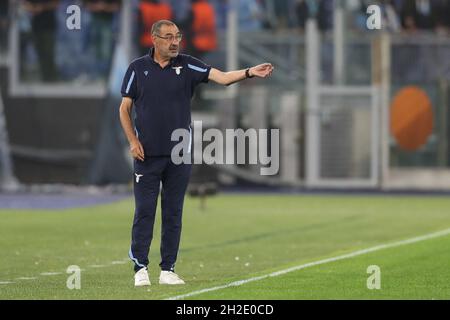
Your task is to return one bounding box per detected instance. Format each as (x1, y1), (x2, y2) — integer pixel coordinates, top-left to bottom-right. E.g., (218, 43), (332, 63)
(172, 66), (183, 75)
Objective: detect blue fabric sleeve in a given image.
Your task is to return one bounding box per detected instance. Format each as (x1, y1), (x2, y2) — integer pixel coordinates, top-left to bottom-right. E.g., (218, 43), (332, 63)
(121, 64), (138, 99)
(185, 55), (212, 86)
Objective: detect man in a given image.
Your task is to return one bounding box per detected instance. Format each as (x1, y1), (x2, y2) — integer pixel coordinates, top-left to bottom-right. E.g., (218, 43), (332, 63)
(23, 0), (59, 82)
(187, 0), (217, 58)
(119, 20), (273, 287)
(138, 0), (173, 55)
(85, 0), (122, 80)
(0, 0), (9, 54)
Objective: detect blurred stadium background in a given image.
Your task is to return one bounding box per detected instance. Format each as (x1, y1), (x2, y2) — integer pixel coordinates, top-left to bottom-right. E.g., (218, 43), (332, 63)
(1, 0), (450, 300)
(1, 0), (450, 193)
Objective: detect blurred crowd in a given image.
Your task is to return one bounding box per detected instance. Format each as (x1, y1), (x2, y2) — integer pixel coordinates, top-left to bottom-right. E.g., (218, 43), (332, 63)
(13, 0), (222, 82)
(348, 0), (450, 34)
(0, 0), (449, 83)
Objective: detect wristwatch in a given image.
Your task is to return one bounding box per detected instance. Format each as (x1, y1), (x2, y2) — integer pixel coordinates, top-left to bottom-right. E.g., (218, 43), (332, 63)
(245, 68), (254, 78)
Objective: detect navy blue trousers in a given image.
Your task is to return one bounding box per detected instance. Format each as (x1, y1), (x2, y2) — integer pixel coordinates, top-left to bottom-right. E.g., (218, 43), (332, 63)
(129, 157), (191, 272)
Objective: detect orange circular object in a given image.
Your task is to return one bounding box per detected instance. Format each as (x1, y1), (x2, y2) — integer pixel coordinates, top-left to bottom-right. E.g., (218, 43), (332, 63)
(390, 86), (434, 152)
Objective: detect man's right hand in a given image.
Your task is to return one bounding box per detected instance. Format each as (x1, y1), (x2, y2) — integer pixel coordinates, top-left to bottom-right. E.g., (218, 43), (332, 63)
(130, 139), (145, 161)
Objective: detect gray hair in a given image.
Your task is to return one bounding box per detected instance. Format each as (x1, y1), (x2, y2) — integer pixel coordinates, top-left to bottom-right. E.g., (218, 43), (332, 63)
(151, 20), (177, 35)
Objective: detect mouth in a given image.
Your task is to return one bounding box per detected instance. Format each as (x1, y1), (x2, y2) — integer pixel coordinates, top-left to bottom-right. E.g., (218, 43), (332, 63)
(169, 47), (178, 52)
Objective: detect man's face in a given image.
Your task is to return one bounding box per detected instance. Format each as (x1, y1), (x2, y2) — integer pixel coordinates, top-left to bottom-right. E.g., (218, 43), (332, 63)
(152, 24), (181, 59)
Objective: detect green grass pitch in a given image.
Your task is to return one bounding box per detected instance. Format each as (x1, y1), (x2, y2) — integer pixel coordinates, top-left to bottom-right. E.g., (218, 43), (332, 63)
(1, 194), (450, 299)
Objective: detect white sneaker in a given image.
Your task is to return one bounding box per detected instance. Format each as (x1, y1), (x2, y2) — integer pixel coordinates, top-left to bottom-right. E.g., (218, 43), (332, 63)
(134, 267), (151, 287)
(159, 271), (185, 285)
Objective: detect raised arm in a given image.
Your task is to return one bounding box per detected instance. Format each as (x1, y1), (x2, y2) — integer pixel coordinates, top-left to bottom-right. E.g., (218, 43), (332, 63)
(208, 63), (274, 86)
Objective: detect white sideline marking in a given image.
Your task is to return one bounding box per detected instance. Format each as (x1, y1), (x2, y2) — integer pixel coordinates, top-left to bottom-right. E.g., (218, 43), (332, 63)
(0, 258), (130, 285)
(16, 277), (37, 280)
(40, 272), (62, 276)
(0, 258), (129, 285)
(166, 227), (450, 300)
(88, 264), (107, 268)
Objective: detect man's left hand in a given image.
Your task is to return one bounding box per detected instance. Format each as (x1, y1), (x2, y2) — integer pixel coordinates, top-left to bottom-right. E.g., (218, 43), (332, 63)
(250, 63), (274, 78)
